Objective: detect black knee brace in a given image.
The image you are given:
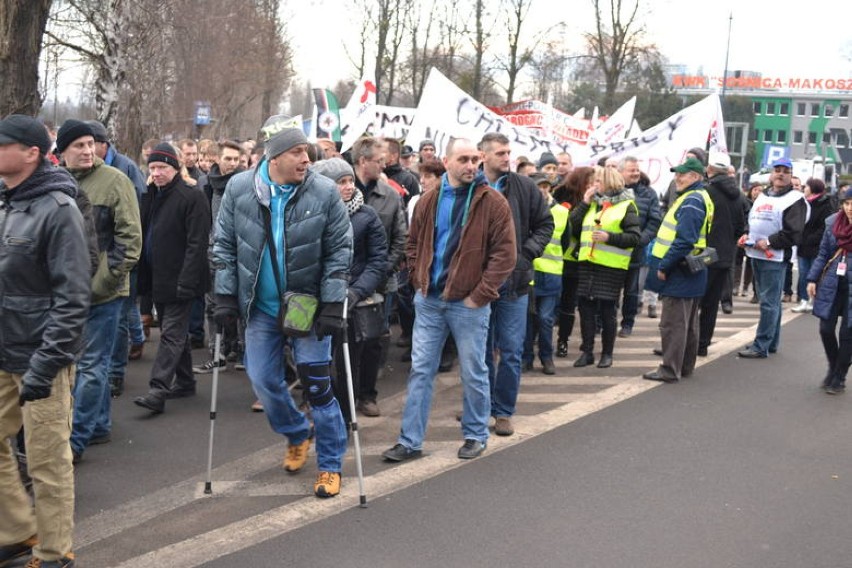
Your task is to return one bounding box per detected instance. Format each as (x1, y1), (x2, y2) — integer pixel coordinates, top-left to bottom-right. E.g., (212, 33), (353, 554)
(297, 363), (335, 407)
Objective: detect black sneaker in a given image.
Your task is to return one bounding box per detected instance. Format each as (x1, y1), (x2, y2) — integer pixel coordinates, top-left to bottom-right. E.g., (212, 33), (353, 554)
(133, 393), (165, 414)
(0, 535), (37, 565)
(382, 443), (422, 462)
(192, 358), (227, 374)
(457, 439), (486, 459)
(826, 384), (846, 395)
(556, 341), (568, 358)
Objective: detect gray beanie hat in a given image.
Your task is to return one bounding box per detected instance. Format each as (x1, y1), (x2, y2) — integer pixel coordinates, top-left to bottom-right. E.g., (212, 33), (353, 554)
(265, 127), (308, 159)
(313, 157), (354, 183)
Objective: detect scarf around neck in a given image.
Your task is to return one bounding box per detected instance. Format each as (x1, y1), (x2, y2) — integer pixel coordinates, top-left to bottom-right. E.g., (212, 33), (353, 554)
(833, 212), (852, 252)
(345, 188), (364, 216)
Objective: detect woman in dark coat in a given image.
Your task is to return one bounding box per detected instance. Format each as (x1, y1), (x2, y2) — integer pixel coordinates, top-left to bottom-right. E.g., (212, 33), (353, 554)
(569, 166), (641, 369)
(807, 187), (851, 394)
(552, 167), (594, 357)
(793, 178), (835, 313)
(313, 158), (388, 419)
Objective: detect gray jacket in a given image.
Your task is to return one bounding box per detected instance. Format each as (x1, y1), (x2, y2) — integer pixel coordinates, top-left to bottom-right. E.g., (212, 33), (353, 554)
(212, 163), (352, 319)
(0, 161), (91, 383)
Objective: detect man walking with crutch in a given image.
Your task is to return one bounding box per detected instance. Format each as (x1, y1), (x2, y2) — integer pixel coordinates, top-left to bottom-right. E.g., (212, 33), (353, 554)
(212, 118), (352, 498)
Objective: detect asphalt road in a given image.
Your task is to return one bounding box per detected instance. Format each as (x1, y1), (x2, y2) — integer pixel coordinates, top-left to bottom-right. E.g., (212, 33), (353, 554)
(18, 295), (849, 567)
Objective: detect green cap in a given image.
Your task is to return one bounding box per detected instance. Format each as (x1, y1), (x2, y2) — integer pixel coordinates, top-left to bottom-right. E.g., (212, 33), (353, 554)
(670, 156), (705, 174)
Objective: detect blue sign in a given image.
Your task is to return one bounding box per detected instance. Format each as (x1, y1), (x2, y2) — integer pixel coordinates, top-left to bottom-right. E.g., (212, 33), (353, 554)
(761, 145), (789, 168)
(195, 101), (211, 126)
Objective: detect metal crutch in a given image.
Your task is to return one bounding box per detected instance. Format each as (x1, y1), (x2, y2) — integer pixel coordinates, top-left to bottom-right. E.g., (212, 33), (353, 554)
(204, 328), (223, 494)
(341, 295), (368, 507)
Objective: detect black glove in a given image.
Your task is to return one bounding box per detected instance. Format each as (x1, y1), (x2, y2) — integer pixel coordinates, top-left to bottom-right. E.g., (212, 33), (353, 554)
(213, 294), (239, 328)
(315, 302), (345, 338)
(19, 372), (52, 406)
(346, 289), (360, 312)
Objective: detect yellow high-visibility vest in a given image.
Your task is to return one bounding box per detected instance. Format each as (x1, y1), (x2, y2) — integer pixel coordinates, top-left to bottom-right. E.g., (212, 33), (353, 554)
(578, 199), (636, 270)
(533, 202), (570, 275)
(651, 188), (714, 259)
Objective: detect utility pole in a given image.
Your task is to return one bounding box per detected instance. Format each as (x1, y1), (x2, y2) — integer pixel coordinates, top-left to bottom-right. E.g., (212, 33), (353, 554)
(721, 12), (733, 102)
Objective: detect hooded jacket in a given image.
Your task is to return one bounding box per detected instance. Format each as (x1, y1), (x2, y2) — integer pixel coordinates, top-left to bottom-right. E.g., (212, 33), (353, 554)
(65, 157), (142, 305)
(800, 192), (836, 259)
(0, 161), (91, 381)
(705, 173), (746, 269)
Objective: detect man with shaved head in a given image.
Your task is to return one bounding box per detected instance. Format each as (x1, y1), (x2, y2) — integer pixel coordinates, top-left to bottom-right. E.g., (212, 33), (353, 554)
(382, 137), (517, 463)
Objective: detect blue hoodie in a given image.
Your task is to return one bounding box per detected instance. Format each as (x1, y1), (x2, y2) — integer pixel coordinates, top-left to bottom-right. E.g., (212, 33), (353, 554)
(429, 172), (487, 294)
(254, 160), (296, 318)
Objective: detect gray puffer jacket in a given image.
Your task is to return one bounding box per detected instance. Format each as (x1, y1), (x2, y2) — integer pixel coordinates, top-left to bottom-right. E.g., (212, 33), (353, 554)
(212, 164), (352, 319)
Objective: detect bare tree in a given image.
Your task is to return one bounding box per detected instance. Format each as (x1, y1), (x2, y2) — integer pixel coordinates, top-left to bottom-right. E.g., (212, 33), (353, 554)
(0, 0), (53, 116)
(500, 0), (535, 103)
(586, 0), (654, 109)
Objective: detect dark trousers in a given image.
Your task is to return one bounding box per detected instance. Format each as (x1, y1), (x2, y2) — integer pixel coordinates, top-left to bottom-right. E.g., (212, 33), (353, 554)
(784, 261), (794, 297)
(148, 300), (195, 396)
(620, 265), (641, 330)
(819, 282), (852, 388)
(333, 331), (382, 424)
(557, 272), (579, 343)
(698, 266), (729, 350)
(721, 265), (734, 305)
(189, 295), (206, 340)
(578, 297), (617, 356)
(658, 296), (700, 379)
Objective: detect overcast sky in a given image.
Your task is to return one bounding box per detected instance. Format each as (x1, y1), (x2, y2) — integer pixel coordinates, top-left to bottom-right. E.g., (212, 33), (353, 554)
(288, 0), (851, 94)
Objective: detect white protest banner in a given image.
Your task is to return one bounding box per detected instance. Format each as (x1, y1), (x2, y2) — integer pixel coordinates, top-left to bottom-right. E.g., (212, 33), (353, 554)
(491, 99), (591, 145)
(340, 73), (378, 152)
(364, 105), (417, 139)
(572, 94), (723, 193)
(404, 68), (576, 161)
(625, 119), (642, 139)
(587, 96), (635, 146)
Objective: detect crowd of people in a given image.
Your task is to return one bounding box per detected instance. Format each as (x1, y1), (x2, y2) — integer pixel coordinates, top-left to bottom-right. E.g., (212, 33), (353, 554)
(0, 110), (849, 567)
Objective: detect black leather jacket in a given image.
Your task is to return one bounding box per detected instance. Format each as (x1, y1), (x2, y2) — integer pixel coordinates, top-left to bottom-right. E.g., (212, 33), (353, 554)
(0, 161), (91, 383)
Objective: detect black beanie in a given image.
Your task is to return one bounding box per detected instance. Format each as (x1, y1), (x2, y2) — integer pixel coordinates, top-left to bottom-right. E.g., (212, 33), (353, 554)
(56, 119), (95, 153)
(147, 142), (181, 170)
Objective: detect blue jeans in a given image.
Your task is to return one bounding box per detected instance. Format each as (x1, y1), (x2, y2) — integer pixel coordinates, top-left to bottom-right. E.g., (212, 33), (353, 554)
(797, 256), (814, 301)
(398, 293), (491, 450)
(108, 271), (144, 385)
(751, 259), (785, 355)
(244, 310), (347, 472)
(71, 298), (123, 453)
(485, 292), (529, 418)
(524, 293), (559, 363)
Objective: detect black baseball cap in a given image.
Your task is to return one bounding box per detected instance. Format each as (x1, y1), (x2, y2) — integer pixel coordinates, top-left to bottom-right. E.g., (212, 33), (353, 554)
(0, 114), (51, 154)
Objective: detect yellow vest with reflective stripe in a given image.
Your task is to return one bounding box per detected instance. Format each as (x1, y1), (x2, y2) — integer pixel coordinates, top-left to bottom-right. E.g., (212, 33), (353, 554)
(560, 203), (580, 263)
(533, 202), (570, 275)
(651, 188), (714, 259)
(578, 199), (635, 270)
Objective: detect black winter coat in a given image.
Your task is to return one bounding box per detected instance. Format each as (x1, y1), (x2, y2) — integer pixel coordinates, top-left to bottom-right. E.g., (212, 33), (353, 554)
(349, 203), (388, 301)
(626, 181), (662, 266)
(500, 172), (554, 295)
(799, 193), (836, 259)
(0, 161), (91, 379)
(570, 196), (642, 301)
(138, 175), (211, 303)
(705, 174), (746, 269)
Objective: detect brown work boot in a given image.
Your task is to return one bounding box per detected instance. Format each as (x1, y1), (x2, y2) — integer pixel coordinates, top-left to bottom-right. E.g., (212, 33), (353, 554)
(314, 471), (341, 498)
(283, 437), (311, 473)
(494, 416), (514, 436)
